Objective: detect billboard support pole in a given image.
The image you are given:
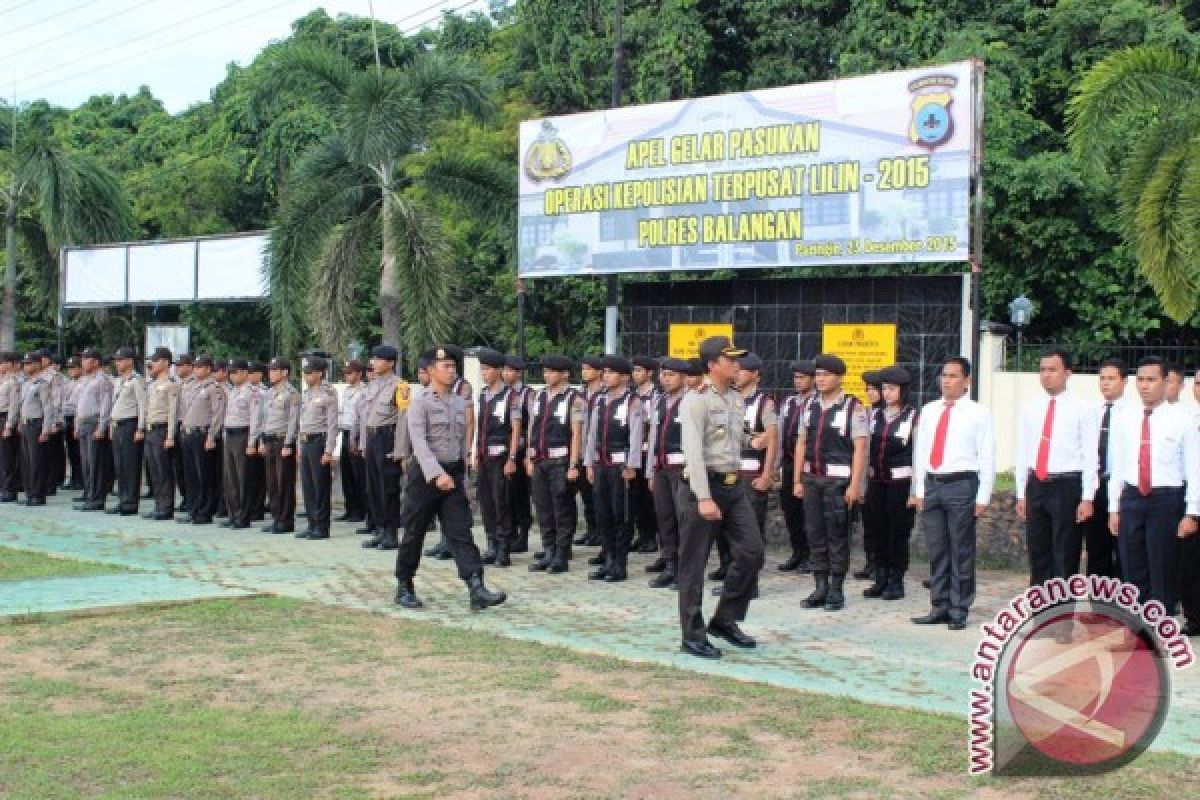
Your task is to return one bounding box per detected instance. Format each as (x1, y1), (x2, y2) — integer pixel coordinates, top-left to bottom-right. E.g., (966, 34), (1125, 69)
(969, 59), (985, 400)
(516, 278), (527, 363)
(604, 0), (624, 356)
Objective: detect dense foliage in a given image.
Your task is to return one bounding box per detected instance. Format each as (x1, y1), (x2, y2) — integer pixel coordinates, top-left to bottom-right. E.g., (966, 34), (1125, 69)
(0, 0), (1196, 363)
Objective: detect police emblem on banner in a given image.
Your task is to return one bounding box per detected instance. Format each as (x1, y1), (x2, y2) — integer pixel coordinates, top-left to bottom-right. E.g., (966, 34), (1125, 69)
(523, 120), (572, 182)
(907, 74), (958, 149)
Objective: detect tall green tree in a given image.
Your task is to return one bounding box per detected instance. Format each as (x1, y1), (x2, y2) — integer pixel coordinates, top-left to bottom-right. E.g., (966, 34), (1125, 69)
(1068, 46), (1200, 322)
(0, 104), (133, 350)
(258, 43), (494, 360)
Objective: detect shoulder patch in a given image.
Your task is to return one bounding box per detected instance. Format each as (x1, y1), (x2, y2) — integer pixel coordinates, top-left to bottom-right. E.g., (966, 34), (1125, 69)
(395, 381), (411, 412)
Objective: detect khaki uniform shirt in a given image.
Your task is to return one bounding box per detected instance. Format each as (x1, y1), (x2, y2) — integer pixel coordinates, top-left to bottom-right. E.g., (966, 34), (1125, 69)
(12, 374), (52, 436)
(74, 371), (114, 432)
(356, 373), (410, 457)
(182, 377), (226, 439)
(679, 384), (747, 500)
(298, 383), (339, 455)
(251, 382), (299, 447)
(110, 372), (148, 431)
(146, 376), (180, 430)
(177, 377), (196, 427)
(223, 384), (256, 429)
(408, 386), (467, 479)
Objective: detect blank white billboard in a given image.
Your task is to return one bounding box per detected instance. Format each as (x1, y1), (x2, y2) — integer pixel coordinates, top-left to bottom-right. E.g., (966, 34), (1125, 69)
(62, 232), (269, 307)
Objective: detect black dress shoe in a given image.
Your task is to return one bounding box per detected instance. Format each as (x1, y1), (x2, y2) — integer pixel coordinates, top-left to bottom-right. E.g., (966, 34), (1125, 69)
(587, 567), (609, 581)
(645, 556), (667, 573)
(947, 618), (968, 631)
(261, 524), (278, 533)
(777, 554), (803, 572)
(105, 507), (122, 515)
(119, 509), (138, 516)
(192, 517), (213, 525)
(27, 497), (46, 506)
(144, 512), (173, 521)
(271, 526), (294, 534)
(72, 495), (87, 503)
(220, 521), (234, 528)
(81, 503), (105, 511)
(356, 526), (374, 535)
(395, 583), (424, 609)
(708, 619), (756, 649)
(178, 516), (196, 525)
(307, 531), (330, 540)
(603, 569), (626, 583)
(586, 554), (605, 566)
(230, 522), (249, 530)
(708, 565), (727, 581)
(681, 638), (722, 659)
(295, 530), (311, 538)
(912, 610), (952, 625)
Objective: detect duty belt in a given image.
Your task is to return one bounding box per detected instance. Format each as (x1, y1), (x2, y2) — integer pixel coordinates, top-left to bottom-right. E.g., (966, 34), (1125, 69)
(929, 471), (976, 484)
(298, 432), (326, 443)
(148, 422), (169, 431)
(183, 425), (209, 435)
(367, 423), (395, 433)
(706, 470), (739, 487)
(224, 426), (249, 434)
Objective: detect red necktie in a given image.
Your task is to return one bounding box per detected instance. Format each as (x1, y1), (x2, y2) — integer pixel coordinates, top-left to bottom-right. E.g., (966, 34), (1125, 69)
(929, 400), (954, 470)
(1138, 408), (1153, 496)
(1035, 397), (1056, 481)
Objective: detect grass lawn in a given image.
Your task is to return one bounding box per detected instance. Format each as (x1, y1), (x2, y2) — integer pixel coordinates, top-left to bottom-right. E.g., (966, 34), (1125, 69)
(0, 546), (131, 582)
(1, 596), (1197, 799)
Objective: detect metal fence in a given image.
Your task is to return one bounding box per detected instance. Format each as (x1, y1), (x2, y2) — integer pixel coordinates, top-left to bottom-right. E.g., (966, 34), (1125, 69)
(1009, 338), (1200, 374)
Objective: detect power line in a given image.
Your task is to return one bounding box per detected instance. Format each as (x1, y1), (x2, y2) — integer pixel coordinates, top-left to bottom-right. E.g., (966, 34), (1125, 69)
(0, 0), (106, 40)
(5, 0), (161, 59)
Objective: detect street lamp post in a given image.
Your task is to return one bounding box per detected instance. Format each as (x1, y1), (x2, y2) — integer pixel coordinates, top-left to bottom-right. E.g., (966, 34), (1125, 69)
(1008, 294), (1033, 370)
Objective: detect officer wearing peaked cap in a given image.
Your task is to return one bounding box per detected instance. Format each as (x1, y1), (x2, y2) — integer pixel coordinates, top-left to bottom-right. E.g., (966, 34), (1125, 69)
(644, 357), (693, 588)
(676, 337), (765, 659)
(108, 346), (147, 516)
(143, 347), (179, 520)
(253, 357), (300, 533)
(359, 345), (411, 550)
(296, 355), (339, 539)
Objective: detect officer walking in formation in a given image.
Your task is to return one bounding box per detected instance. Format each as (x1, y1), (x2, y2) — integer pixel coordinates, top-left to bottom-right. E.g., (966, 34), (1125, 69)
(644, 357), (694, 589)
(394, 345), (505, 611)
(253, 357), (299, 534)
(296, 354), (339, 540)
(220, 359), (255, 530)
(677, 336), (765, 659)
(525, 354), (585, 573)
(776, 360), (814, 572)
(792, 354), (868, 612)
(179, 356), (226, 525)
(336, 359), (367, 524)
(108, 346), (147, 516)
(359, 346), (409, 550)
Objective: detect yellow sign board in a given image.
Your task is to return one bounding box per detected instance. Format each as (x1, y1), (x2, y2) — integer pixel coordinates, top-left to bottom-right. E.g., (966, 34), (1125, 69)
(821, 323), (897, 403)
(668, 323), (734, 359)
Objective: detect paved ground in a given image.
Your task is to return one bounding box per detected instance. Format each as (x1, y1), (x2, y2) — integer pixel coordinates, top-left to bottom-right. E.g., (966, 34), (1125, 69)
(2, 495), (1197, 756)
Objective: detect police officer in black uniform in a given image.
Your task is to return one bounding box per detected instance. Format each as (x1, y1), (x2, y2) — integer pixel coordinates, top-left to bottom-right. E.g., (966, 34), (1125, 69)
(526, 354), (585, 573)
(862, 366), (918, 600)
(644, 357), (693, 589)
(777, 360), (815, 572)
(476, 348), (521, 567)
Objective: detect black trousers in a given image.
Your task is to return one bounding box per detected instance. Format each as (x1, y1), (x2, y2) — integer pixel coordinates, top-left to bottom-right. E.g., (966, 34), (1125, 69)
(1118, 486), (1185, 613)
(364, 425), (402, 532)
(63, 416), (81, 487)
(1024, 474), (1084, 585)
(803, 476), (852, 575)
(593, 465), (633, 567)
(780, 463), (808, 561)
(1081, 479), (1119, 578)
(19, 419), (46, 501)
(395, 460), (482, 581)
(1180, 528), (1200, 625)
(172, 424), (188, 512)
(531, 457), (577, 554)
(863, 479), (914, 572)
(577, 472), (596, 534)
(651, 467), (683, 561)
(262, 436), (296, 529)
(508, 451), (532, 533)
(676, 477), (765, 641)
(299, 434), (331, 534)
(214, 437), (226, 517)
(182, 428), (219, 521)
(145, 424), (175, 515)
(0, 412), (19, 493)
(338, 430), (366, 519)
(632, 465), (658, 541)
(222, 428), (250, 525)
(111, 418), (143, 512)
(246, 450), (265, 519)
(477, 457), (514, 544)
(45, 429), (65, 494)
(923, 474), (979, 621)
(78, 417), (112, 505)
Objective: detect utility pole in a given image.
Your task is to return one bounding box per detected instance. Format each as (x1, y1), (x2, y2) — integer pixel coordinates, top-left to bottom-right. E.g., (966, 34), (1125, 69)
(604, 0), (623, 355)
(367, 0), (383, 75)
(4, 90), (18, 353)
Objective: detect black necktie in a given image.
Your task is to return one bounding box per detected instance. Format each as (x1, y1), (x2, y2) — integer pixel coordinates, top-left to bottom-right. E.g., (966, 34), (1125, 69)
(1098, 403), (1112, 476)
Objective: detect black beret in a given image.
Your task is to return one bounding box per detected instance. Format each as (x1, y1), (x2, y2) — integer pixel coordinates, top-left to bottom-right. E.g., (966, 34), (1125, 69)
(66, 356), (81, 368)
(476, 348), (506, 368)
(149, 346), (173, 363)
(214, 359), (229, 371)
(302, 355), (327, 373)
(34, 348), (51, 359)
(862, 370), (883, 387)
(194, 355), (215, 368)
(247, 360), (265, 373)
(267, 357), (290, 371)
(504, 355), (525, 370)
(698, 336), (747, 363)
(813, 354), (847, 376)
(21, 351), (38, 364)
(659, 357), (692, 374)
(343, 359), (364, 373)
(540, 354), (574, 371)
(0, 351), (18, 363)
(688, 357), (704, 377)
(175, 353), (193, 366)
(581, 355), (605, 369)
(879, 365), (913, 386)
(113, 346), (137, 360)
(632, 356), (659, 370)
(371, 345), (398, 362)
(738, 353), (763, 371)
(601, 355), (632, 375)
(790, 359), (816, 376)
(228, 358), (249, 371)
(417, 356), (432, 369)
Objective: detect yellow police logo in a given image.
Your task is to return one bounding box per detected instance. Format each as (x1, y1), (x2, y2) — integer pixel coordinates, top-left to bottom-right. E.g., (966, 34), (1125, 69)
(907, 74), (957, 149)
(395, 381), (411, 412)
(523, 120), (572, 182)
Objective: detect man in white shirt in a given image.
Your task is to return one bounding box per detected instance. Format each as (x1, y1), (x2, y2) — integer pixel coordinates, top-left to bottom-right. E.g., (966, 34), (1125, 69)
(1108, 356), (1200, 616)
(1178, 367), (1200, 636)
(1079, 357), (1127, 579)
(909, 357), (995, 630)
(1014, 348), (1099, 585)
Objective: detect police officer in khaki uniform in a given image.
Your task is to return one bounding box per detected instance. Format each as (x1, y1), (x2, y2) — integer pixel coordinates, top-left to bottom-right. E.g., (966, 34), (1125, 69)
(108, 346), (147, 516)
(336, 359), (368, 523)
(358, 345), (410, 550)
(37, 350), (67, 496)
(644, 357), (694, 589)
(179, 355), (226, 525)
(676, 337), (765, 659)
(253, 357), (300, 534)
(6, 353), (52, 505)
(394, 345), (505, 611)
(792, 354), (869, 612)
(525, 354), (585, 573)
(244, 361), (267, 521)
(220, 359), (255, 530)
(296, 355), (339, 540)
(173, 354), (195, 513)
(62, 356), (83, 490)
(0, 353), (22, 501)
(73, 347), (114, 510)
(143, 347), (179, 520)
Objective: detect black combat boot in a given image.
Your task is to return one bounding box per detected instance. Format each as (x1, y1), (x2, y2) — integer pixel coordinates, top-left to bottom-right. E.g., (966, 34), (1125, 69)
(853, 554), (876, 581)
(636, 534), (658, 554)
(377, 527), (399, 550)
(882, 568), (906, 601)
(648, 559), (677, 589)
(863, 565), (888, 598)
(511, 525), (530, 554)
(825, 573), (846, 611)
(604, 545), (628, 582)
(494, 540), (512, 567)
(482, 536), (497, 565)
(777, 552), (804, 572)
(529, 545), (554, 572)
(394, 577), (423, 609)
(803, 572), (829, 609)
(548, 541), (569, 573)
(361, 530), (383, 548)
(466, 571), (506, 610)
(645, 556), (668, 573)
(588, 553), (611, 581)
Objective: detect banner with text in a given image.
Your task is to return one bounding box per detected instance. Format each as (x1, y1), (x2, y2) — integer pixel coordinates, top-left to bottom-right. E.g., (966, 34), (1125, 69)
(519, 62), (976, 277)
(821, 323), (897, 403)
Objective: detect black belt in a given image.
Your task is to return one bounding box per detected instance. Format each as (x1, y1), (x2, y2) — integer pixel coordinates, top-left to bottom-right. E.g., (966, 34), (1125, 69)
(1032, 471), (1082, 483)
(148, 422), (168, 431)
(183, 425), (209, 435)
(224, 426), (249, 434)
(78, 415), (98, 424)
(114, 417), (138, 425)
(298, 432), (326, 443)
(928, 471), (976, 484)
(707, 470), (739, 487)
(260, 434), (282, 443)
(367, 423), (395, 433)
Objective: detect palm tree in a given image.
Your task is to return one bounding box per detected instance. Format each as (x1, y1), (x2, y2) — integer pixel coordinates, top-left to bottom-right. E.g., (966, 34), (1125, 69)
(258, 44), (498, 361)
(1067, 47), (1200, 322)
(0, 116), (133, 351)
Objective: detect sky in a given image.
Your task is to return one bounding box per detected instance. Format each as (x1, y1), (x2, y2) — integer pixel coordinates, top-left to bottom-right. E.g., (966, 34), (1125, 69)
(0, 0), (493, 113)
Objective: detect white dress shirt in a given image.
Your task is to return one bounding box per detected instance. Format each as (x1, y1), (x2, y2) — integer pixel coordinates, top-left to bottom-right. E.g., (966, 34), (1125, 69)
(912, 395), (995, 505)
(1107, 401), (1200, 515)
(1014, 390), (1100, 501)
